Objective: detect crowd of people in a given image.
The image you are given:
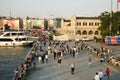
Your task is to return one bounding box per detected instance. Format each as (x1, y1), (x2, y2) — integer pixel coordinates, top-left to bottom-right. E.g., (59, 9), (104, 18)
(13, 33), (120, 80)
(94, 68), (111, 80)
(85, 44), (120, 67)
(13, 46), (37, 80)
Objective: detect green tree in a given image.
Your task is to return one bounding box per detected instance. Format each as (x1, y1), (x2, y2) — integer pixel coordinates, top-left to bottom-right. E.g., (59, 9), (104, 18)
(33, 25), (41, 29)
(98, 11), (111, 37)
(4, 24), (10, 31)
(98, 11), (120, 37)
(112, 11), (120, 35)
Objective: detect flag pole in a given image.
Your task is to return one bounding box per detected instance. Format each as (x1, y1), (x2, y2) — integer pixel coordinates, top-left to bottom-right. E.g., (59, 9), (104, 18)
(110, 0), (113, 36)
(117, 0), (119, 11)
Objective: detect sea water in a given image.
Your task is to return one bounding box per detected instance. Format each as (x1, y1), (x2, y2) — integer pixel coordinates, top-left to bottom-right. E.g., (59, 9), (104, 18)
(0, 46), (31, 80)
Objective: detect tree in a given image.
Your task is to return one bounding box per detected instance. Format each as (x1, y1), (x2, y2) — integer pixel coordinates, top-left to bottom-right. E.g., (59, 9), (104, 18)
(0, 16), (2, 19)
(4, 24), (10, 31)
(33, 25), (41, 29)
(98, 11), (120, 37)
(112, 11), (120, 35)
(98, 11), (111, 38)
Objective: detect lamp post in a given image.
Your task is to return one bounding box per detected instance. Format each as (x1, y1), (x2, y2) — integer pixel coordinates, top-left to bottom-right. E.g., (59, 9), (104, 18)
(110, 0), (113, 36)
(74, 16), (77, 41)
(74, 25), (76, 40)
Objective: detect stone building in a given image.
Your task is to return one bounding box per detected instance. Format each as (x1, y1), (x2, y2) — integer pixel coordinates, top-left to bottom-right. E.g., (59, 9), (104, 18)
(58, 15), (101, 40)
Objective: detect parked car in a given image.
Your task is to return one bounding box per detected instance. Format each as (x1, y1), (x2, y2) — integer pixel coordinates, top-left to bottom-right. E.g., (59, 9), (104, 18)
(82, 37), (90, 41)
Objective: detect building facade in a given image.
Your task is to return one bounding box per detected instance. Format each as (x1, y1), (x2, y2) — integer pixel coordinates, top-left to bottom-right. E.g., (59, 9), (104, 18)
(23, 19), (48, 30)
(48, 18), (61, 29)
(58, 15), (101, 40)
(0, 20), (4, 32)
(0, 19), (23, 31)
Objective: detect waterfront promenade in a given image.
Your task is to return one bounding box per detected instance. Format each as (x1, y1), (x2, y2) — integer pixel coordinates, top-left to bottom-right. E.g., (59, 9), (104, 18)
(25, 41), (120, 80)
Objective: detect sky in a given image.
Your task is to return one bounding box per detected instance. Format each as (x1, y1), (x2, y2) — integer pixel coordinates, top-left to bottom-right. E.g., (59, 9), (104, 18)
(0, 0), (120, 19)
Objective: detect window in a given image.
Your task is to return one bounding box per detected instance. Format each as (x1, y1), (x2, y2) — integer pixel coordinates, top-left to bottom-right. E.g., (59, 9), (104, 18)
(95, 31), (99, 35)
(77, 22), (81, 26)
(88, 30), (93, 35)
(15, 38), (27, 41)
(21, 38), (27, 41)
(82, 30), (87, 35)
(77, 22), (79, 26)
(95, 22), (99, 26)
(12, 33), (17, 36)
(76, 30), (81, 35)
(83, 22), (87, 26)
(4, 33), (10, 36)
(89, 22), (93, 26)
(79, 22), (81, 26)
(0, 38), (13, 41)
(67, 23), (71, 26)
(18, 33), (24, 36)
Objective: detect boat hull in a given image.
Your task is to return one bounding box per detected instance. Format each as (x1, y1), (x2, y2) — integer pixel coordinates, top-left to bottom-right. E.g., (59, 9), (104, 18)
(0, 41), (33, 47)
(0, 31), (35, 47)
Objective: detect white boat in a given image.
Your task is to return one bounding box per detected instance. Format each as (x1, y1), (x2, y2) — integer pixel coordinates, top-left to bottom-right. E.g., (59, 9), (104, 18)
(0, 31), (34, 47)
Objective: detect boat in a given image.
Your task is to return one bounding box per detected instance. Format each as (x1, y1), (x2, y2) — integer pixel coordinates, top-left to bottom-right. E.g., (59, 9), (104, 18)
(0, 31), (34, 47)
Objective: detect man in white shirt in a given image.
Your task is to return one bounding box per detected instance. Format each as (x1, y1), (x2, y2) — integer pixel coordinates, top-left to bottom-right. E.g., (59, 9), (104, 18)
(94, 72), (100, 80)
(71, 63), (75, 74)
(98, 69), (104, 80)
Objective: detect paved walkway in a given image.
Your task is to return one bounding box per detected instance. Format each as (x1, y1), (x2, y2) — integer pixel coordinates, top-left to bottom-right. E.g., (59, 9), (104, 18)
(25, 49), (120, 80)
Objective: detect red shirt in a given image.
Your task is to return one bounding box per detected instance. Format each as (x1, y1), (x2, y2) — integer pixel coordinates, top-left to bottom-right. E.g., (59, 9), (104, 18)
(106, 69), (110, 76)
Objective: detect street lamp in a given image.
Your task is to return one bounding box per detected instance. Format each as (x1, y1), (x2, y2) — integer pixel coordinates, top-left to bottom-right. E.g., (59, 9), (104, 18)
(74, 18), (77, 40)
(110, 0), (113, 36)
(74, 25), (76, 40)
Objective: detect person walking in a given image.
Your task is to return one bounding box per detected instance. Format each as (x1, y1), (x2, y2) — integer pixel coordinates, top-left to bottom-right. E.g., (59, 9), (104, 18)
(32, 61), (36, 70)
(98, 69), (104, 80)
(58, 57), (62, 68)
(14, 67), (19, 80)
(38, 56), (42, 63)
(72, 49), (75, 58)
(45, 54), (48, 63)
(53, 50), (57, 60)
(94, 72), (100, 80)
(105, 68), (111, 80)
(88, 56), (92, 68)
(71, 63), (75, 74)
(42, 55), (45, 63)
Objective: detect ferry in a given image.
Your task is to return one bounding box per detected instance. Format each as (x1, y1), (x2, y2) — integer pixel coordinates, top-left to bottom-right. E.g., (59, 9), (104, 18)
(0, 31), (34, 47)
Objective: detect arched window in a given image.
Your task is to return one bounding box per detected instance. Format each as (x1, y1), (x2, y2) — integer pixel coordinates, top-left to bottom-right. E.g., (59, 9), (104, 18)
(82, 30), (87, 35)
(95, 31), (99, 35)
(88, 30), (93, 35)
(76, 30), (81, 35)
